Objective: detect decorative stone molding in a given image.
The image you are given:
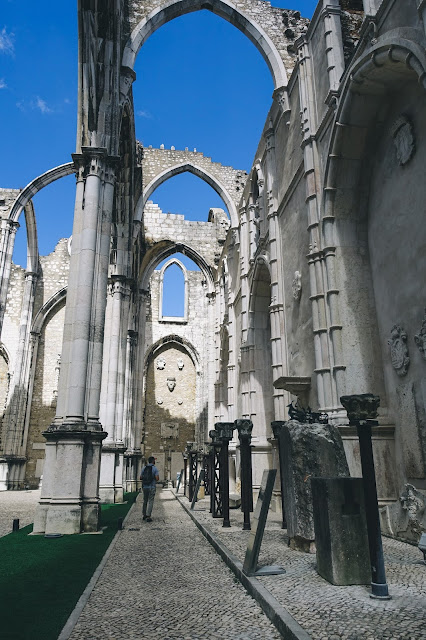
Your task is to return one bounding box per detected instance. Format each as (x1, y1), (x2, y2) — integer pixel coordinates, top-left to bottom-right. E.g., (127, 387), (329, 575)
(156, 356), (166, 370)
(414, 309), (426, 360)
(388, 325), (410, 376)
(292, 270), (302, 300)
(391, 115), (415, 165)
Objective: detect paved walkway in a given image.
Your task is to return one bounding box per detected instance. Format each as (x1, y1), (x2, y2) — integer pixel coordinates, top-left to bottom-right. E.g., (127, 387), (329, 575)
(185, 492), (426, 640)
(68, 489), (282, 640)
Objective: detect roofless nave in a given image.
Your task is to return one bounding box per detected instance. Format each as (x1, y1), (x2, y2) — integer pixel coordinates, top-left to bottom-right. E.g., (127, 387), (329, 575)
(0, 0), (425, 543)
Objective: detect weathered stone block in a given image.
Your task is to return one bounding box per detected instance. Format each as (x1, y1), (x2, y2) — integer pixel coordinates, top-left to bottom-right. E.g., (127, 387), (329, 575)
(278, 420), (349, 551)
(311, 477), (370, 585)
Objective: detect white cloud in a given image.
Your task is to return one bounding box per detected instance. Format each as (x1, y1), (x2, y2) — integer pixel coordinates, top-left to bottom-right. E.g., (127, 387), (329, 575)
(16, 100), (25, 111)
(0, 27), (14, 55)
(136, 109), (152, 119)
(0, 78), (6, 89)
(35, 96), (53, 114)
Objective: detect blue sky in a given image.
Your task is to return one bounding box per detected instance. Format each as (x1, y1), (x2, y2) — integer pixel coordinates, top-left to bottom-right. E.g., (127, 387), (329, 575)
(1, 0), (317, 279)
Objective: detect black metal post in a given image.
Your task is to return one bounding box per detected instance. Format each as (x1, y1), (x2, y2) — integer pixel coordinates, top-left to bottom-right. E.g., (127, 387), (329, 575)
(188, 450), (198, 502)
(203, 451), (211, 496)
(209, 429), (222, 517)
(341, 394), (391, 600)
(215, 422), (235, 528)
(235, 419), (253, 531)
(183, 454), (188, 497)
(271, 420), (287, 529)
(12, 518), (19, 532)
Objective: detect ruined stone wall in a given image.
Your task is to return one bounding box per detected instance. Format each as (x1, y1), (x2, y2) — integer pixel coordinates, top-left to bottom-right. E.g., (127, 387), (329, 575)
(25, 302), (66, 488)
(125, 1), (309, 76)
(141, 146), (247, 212)
(0, 190), (20, 220)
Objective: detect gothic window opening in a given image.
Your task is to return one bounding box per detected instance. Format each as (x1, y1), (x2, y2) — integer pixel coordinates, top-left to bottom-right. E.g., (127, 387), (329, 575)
(159, 258), (188, 321)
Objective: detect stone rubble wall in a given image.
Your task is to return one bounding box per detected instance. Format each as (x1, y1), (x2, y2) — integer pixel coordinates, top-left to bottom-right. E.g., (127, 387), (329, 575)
(0, 189), (20, 220)
(141, 145), (247, 213)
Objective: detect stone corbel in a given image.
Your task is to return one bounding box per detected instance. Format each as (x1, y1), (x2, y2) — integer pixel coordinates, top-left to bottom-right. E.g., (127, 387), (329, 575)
(272, 86), (291, 126)
(119, 66), (137, 107)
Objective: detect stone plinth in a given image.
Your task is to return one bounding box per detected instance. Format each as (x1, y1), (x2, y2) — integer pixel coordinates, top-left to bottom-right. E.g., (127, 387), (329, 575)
(312, 477), (370, 585)
(278, 420), (349, 551)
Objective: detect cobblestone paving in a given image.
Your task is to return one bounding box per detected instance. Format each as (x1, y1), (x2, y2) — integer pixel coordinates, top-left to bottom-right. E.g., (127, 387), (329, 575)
(188, 495), (426, 640)
(68, 489), (283, 640)
(0, 489), (39, 537)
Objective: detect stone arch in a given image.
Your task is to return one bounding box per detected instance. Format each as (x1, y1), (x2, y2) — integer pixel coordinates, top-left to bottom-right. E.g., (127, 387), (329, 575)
(140, 241), (214, 295)
(32, 288), (67, 335)
(158, 257), (188, 321)
(136, 162), (238, 228)
(122, 0), (289, 91)
(144, 334), (201, 374)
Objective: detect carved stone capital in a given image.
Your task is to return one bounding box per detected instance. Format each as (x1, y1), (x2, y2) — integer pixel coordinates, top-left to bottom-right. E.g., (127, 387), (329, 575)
(273, 86), (291, 123)
(235, 419), (253, 442)
(340, 394), (380, 423)
(215, 422), (235, 441)
(270, 420), (286, 440)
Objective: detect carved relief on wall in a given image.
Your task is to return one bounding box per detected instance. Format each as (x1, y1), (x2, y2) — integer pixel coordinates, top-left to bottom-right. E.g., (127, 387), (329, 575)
(156, 356), (166, 370)
(414, 309), (426, 360)
(391, 115), (415, 166)
(292, 270), (302, 300)
(167, 377), (176, 392)
(156, 397), (163, 405)
(177, 358), (184, 370)
(388, 324), (410, 376)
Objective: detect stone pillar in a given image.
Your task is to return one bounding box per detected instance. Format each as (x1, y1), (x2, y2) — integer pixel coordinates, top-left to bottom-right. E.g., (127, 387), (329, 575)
(0, 218), (19, 334)
(34, 147), (116, 534)
(99, 275), (131, 503)
(322, 1), (345, 95)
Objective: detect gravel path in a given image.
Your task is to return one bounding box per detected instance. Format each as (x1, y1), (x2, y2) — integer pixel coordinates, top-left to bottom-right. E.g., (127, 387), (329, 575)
(0, 489), (39, 537)
(68, 489), (283, 639)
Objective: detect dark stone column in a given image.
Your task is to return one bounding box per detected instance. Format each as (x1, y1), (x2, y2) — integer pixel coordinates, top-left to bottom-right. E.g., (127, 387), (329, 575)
(340, 394), (391, 599)
(215, 422), (235, 528)
(235, 419), (253, 531)
(271, 420), (287, 528)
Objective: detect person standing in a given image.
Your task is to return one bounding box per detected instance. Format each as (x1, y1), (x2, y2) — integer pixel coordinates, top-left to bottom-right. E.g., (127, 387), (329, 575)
(140, 456), (160, 522)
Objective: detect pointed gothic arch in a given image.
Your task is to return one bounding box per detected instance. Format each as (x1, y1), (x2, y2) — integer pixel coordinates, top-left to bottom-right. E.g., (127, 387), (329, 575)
(135, 162), (238, 228)
(122, 0), (288, 90)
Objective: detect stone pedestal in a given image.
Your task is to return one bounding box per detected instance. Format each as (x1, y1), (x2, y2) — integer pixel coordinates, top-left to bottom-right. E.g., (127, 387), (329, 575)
(33, 428), (106, 535)
(278, 420), (349, 551)
(312, 477), (370, 585)
(0, 460), (8, 491)
(99, 443), (126, 503)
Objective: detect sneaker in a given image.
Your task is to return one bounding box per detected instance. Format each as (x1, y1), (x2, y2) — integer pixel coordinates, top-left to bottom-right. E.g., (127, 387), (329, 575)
(146, 517), (152, 523)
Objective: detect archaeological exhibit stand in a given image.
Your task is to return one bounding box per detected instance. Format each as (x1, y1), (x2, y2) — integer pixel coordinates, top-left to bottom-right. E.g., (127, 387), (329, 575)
(191, 469), (205, 510)
(270, 420), (286, 529)
(182, 451), (188, 497)
(243, 469), (285, 577)
(176, 467), (184, 494)
(235, 419), (253, 531)
(340, 394), (391, 599)
(203, 448), (211, 497)
(215, 422), (235, 528)
(209, 430), (222, 518)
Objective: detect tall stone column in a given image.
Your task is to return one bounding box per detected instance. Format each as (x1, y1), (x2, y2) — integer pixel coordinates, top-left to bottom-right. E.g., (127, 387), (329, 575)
(99, 275), (131, 503)
(33, 148), (117, 534)
(0, 219), (19, 334)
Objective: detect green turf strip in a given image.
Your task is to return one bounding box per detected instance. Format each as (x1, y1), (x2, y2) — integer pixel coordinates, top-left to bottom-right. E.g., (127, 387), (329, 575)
(0, 492), (138, 640)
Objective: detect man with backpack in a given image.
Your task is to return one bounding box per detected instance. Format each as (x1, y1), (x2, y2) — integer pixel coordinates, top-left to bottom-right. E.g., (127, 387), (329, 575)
(140, 456), (160, 522)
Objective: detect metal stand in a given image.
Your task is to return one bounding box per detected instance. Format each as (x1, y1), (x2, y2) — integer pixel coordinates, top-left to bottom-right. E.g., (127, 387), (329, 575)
(235, 419), (253, 531)
(341, 394), (391, 600)
(191, 470), (205, 510)
(215, 422), (235, 528)
(183, 453), (188, 497)
(210, 430), (223, 518)
(243, 469), (285, 577)
(176, 468), (184, 493)
(271, 420), (287, 529)
(188, 450), (198, 503)
(203, 453), (211, 496)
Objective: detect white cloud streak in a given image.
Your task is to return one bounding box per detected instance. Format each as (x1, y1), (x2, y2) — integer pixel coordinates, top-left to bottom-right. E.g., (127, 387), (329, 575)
(0, 27), (14, 55)
(0, 78), (6, 89)
(136, 109), (152, 119)
(35, 96), (53, 114)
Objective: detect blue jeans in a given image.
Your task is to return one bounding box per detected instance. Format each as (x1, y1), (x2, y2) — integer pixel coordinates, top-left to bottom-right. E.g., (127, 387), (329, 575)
(142, 486), (156, 517)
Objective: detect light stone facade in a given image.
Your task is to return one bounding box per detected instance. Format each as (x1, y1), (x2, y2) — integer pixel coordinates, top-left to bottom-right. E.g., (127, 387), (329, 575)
(0, 0), (424, 542)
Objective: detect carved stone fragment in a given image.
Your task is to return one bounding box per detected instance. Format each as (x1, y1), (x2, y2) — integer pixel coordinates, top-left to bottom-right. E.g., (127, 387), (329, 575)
(167, 377), (176, 392)
(388, 325), (410, 376)
(391, 115), (415, 165)
(292, 270), (302, 300)
(414, 309), (426, 360)
(156, 356), (166, 370)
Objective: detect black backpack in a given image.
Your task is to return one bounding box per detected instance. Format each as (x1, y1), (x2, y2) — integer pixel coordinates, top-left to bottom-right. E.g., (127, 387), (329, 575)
(141, 465), (153, 486)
